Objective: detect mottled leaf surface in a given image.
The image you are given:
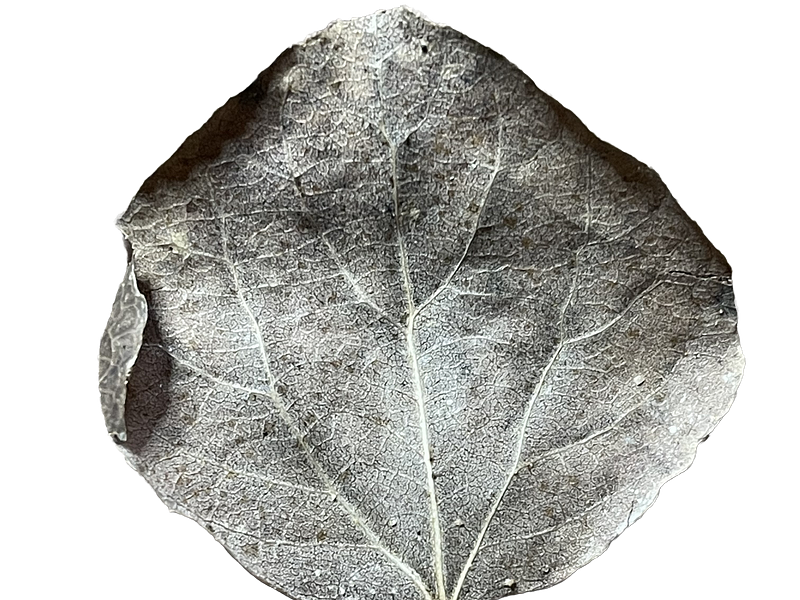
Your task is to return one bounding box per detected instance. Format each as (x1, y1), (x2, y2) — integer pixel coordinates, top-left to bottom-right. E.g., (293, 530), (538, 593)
(102, 7), (744, 600)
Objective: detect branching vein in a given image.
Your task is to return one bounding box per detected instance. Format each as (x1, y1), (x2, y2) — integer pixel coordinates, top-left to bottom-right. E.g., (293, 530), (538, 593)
(217, 215), (432, 600)
(416, 119), (504, 319)
(451, 267), (671, 599)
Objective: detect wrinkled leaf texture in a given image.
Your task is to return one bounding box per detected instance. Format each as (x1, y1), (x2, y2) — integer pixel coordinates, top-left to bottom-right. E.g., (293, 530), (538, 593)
(101, 7), (743, 600)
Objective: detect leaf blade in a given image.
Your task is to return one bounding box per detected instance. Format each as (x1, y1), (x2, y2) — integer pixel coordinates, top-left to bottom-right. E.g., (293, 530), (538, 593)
(98, 5), (744, 600)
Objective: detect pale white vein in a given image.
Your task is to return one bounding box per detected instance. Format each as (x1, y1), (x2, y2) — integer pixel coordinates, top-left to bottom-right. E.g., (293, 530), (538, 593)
(217, 214), (433, 600)
(382, 125), (447, 600)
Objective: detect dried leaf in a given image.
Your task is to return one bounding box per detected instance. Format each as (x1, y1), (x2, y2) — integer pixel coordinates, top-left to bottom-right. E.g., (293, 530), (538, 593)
(100, 8), (744, 600)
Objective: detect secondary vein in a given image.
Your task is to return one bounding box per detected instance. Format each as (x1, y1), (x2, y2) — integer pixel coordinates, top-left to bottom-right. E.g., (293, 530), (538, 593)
(219, 215), (432, 600)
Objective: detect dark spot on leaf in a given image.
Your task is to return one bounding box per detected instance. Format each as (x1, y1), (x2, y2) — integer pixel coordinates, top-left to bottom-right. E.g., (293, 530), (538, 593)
(296, 214), (315, 233)
(670, 334), (686, 346)
(292, 175), (305, 196)
(369, 413), (391, 427)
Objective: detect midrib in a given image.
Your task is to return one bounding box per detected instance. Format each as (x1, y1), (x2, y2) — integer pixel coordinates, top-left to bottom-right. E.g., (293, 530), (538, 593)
(389, 138), (448, 600)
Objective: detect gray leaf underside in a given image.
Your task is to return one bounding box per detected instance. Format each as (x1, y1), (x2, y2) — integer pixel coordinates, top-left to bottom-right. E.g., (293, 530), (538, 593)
(102, 7), (744, 600)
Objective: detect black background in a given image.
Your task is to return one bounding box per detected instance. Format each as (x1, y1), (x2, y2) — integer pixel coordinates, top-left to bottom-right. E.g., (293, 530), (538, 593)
(87, 3), (756, 598)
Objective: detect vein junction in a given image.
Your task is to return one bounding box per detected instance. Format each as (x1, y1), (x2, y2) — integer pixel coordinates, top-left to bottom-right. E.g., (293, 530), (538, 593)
(220, 214), (433, 600)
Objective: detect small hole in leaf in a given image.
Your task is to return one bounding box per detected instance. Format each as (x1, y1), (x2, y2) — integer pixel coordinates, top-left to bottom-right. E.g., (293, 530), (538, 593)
(421, 44), (428, 54)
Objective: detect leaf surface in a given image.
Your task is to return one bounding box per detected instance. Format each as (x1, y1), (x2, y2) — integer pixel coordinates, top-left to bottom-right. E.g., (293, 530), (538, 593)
(101, 8), (744, 600)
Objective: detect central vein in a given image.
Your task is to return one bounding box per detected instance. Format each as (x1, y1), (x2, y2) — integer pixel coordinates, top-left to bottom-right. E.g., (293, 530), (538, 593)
(406, 311), (446, 599)
(388, 139), (447, 600)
